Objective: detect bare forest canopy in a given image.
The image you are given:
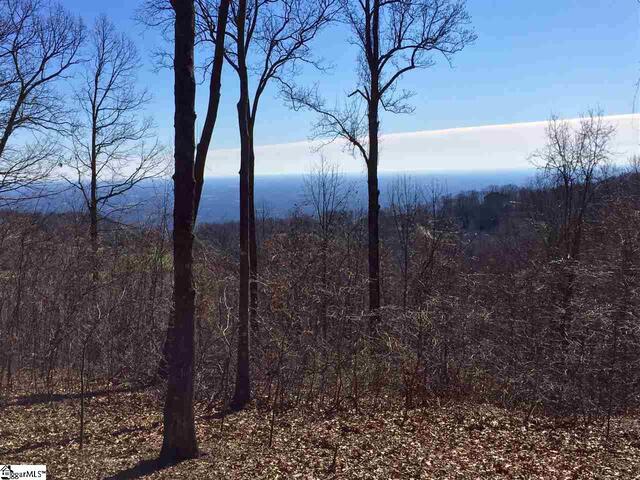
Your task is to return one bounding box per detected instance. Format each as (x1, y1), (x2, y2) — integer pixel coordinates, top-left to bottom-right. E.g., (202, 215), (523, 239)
(1, 0), (639, 477)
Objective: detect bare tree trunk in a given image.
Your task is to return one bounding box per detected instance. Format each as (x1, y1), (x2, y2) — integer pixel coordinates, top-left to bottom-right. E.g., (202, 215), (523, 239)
(402, 248), (408, 311)
(321, 239), (328, 337)
(222, 0), (335, 353)
(90, 153), (98, 255)
(159, 0), (230, 382)
(249, 140), (258, 326)
(79, 342), (86, 450)
(160, 0), (198, 462)
(366, 0), (381, 324)
(90, 83), (99, 253)
(0, 101), (21, 159)
(366, 123), (381, 321)
(89, 204), (98, 251)
(231, 0), (251, 411)
(281, 0), (473, 324)
(247, 102), (258, 327)
(194, 0), (230, 220)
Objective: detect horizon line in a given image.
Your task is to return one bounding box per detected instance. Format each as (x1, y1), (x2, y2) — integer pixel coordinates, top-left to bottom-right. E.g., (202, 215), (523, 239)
(201, 166), (537, 179)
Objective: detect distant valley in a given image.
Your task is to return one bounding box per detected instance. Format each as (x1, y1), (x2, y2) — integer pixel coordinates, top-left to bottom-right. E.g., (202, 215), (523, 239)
(20, 169), (536, 224)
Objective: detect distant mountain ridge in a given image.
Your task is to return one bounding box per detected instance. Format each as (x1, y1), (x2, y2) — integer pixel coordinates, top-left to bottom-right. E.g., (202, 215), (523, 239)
(9, 169), (536, 224)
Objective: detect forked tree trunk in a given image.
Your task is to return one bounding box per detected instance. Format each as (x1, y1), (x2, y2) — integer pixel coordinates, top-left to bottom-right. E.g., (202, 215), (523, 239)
(158, 0), (230, 382)
(160, 0), (198, 462)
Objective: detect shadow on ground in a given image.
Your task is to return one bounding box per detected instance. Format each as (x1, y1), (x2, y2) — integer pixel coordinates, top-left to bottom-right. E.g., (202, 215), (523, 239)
(2, 384), (151, 408)
(103, 459), (171, 480)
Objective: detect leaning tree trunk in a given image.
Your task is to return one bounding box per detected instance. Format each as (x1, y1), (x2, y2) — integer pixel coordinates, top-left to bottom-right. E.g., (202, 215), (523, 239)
(194, 0), (230, 219)
(160, 0), (198, 462)
(231, 0), (252, 411)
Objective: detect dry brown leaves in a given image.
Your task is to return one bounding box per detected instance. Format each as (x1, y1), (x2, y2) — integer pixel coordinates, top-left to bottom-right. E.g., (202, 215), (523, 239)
(0, 390), (638, 479)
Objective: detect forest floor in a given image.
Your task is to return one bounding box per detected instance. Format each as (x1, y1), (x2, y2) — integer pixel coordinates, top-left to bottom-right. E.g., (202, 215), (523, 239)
(0, 387), (639, 479)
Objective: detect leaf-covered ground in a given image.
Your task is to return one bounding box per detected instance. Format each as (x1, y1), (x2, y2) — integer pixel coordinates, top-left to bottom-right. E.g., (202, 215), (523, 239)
(1, 389), (639, 479)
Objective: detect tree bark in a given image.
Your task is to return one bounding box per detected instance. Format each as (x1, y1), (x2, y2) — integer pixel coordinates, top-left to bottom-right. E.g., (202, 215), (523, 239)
(230, 0), (252, 411)
(193, 0), (230, 220)
(366, 0), (381, 324)
(366, 135), (381, 320)
(158, 0), (230, 382)
(0, 94), (24, 160)
(90, 131), (98, 254)
(160, 0), (198, 462)
(89, 203), (98, 253)
(248, 128), (258, 327)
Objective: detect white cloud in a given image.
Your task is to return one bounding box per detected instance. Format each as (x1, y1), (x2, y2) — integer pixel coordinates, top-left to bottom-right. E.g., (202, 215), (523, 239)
(205, 114), (640, 177)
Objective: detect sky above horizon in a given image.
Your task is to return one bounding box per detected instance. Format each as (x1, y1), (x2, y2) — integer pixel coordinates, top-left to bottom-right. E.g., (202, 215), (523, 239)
(59, 0), (640, 175)
(206, 114), (640, 176)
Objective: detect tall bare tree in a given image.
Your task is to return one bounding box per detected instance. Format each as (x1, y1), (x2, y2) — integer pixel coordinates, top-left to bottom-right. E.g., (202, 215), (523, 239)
(0, 0), (84, 199)
(285, 0), (475, 324)
(389, 175), (422, 310)
(139, 0), (231, 381)
(66, 15), (164, 251)
(194, 0), (230, 218)
(304, 156), (351, 336)
(228, 0), (253, 411)
(160, 0), (199, 462)
(221, 0), (337, 411)
(531, 110), (615, 340)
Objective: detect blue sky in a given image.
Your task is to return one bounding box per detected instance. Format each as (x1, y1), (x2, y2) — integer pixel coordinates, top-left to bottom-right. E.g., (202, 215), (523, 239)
(61, 0), (640, 173)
